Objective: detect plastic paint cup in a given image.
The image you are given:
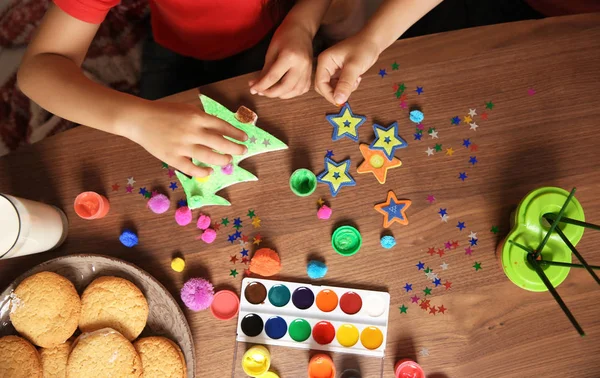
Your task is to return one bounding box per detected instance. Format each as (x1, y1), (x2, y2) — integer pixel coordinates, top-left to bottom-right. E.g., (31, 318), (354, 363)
(0, 194), (68, 260)
(331, 225), (362, 256)
(74, 191), (110, 220)
(308, 354), (336, 378)
(210, 290), (239, 320)
(242, 345), (271, 377)
(394, 359), (425, 378)
(289, 168), (317, 197)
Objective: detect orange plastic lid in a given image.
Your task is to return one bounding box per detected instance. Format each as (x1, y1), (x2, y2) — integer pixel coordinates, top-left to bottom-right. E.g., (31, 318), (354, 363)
(308, 354), (336, 378)
(210, 290), (240, 320)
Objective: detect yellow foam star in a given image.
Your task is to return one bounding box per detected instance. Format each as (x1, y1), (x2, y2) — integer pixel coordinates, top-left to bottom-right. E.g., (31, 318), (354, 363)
(463, 115), (472, 124)
(446, 147), (454, 156)
(357, 144), (402, 184)
(370, 123), (407, 160)
(317, 159), (355, 196)
(327, 105), (366, 141)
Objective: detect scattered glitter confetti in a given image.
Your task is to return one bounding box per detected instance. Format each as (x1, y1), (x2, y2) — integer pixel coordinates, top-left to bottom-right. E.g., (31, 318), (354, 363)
(485, 101), (494, 110)
(403, 283), (413, 292)
(379, 68), (387, 78)
(429, 306), (438, 315)
(222, 218), (229, 226)
(230, 255), (238, 264)
(391, 61), (399, 70)
(429, 130), (439, 139)
(438, 305), (447, 314)
(441, 214), (449, 222)
(426, 147), (435, 156)
(446, 147), (454, 156)
(491, 225), (499, 234)
(469, 122), (479, 131)
(428, 248), (436, 256)
(419, 348), (430, 357)
(443, 281), (452, 290)
(462, 139), (471, 148)
(434, 144), (442, 152)
(399, 304), (408, 313)
(162, 162), (169, 169)
(252, 217), (261, 228)
(528, 88), (536, 96)
(240, 248), (249, 257)
(423, 287), (432, 296)
(468, 109), (477, 117)
(470, 144), (479, 152)
(415, 86), (424, 95)
(325, 150), (334, 158)
(473, 262), (482, 271)
(451, 116), (460, 125)
(480, 112), (488, 121)
(233, 217), (243, 229)
(469, 156), (478, 165)
(470, 238), (478, 246)
(125, 185), (133, 193)
(459, 172), (468, 181)
(168, 169), (176, 178)
(433, 278), (441, 287)
(112, 183), (120, 192)
(253, 234), (263, 245)
(469, 231), (478, 240)
(464, 247), (473, 256)
(127, 177), (136, 186)
(416, 261), (425, 270)
(463, 115), (472, 123)
(438, 208), (447, 216)
(414, 133), (422, 140)
(247, 209), (255, 218)
(426, 195), (435, 204)
(411, 295), (420, 303)
(317, 198), (325, 206)
(440, 262), (449, 270)
(169, 182), (178, 191)
(230, 269), (239, 278)
(457, 221), (466, 231)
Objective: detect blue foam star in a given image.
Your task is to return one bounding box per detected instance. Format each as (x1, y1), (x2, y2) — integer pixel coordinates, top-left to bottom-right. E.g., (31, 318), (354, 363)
(381, 197), (408, 223)
(414, 133), (422, 140)
(457, 221), (466, 231)
(227, 234), (236, 243)
(177, 199), (187, 208)
(325, 150), (334, 158)
(139, 187), (147, 196)
(433, 278), (442, 287)
(470, 238), (478, 246)
(325, 103), (367, 142)
(415, 86), (424, 95)
(379, 69), (387, 78)
(416, 261), (425, 270)
(459, 172), (468, 181)
(469, 156), (478, 165)
(169, 182), (178, 191)
(233, 230), (242, 239)
(369, 122), (408, 160)
(451, 116), (460, 125)
(463, 139), (471, 148)
(404, 283), (413, 292)
(316, 157), (356, 197)
(233, 218), (242, 227)
(240, 248), (249, 257)
(438, 208), (447, 216)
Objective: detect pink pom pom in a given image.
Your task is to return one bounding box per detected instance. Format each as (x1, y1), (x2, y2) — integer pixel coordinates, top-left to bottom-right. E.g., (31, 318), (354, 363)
(317, 205), (332, 220)
(201, 228), (217, 243)
(180, 277), (214, 311)
(221, 164), (234, 175)
(175, 206), (192, 226)
(147, 194), (170, 214)
(197, 213), (211, 230)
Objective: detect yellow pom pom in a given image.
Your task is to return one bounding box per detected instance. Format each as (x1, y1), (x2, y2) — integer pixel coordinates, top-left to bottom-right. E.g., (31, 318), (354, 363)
(171, 257), (186, 272)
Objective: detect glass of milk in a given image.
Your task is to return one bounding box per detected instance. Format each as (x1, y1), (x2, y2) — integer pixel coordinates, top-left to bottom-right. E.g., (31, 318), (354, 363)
(0, 194), (68, 260)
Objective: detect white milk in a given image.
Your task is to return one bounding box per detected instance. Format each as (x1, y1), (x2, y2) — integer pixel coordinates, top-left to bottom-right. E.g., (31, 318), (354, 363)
(0, 194), (68, 259)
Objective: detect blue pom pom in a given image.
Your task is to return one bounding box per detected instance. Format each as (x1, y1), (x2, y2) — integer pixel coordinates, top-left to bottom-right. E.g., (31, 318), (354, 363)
(307, 260), (328, 279)
(380, 235), (396, 249)
(409, 110), (424, 124)
(119, 229), (138, 248)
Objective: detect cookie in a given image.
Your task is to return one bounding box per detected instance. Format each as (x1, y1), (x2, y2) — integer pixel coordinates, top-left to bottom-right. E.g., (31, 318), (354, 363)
(79, 276), (149, 341)
(134, 337), (186, 378)
(66, 329), (142, 378)
(0, 335), (43, 378)
(40, 341), (71, 378)
(10, 271), (81, 347)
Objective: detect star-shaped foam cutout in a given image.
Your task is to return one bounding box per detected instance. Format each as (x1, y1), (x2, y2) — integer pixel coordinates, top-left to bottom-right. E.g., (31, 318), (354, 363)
(411, 295), (420, 303)
(391, 61), (399, 70)
(325, 103), (367, 142)
(468, 109), (477, 117)
(379, 68), (387, 78)
(415, 86), (424, 95)
(485, 101), (494, 110)
(425, 147), (435, 156)
(230, 255), (238, 264)
(423, 287), (432, 295)
(446, 147), (454, 156)
(357, 144), (402, 184)
(374, 190), (411, 227)
(399, 304), (408, 313)
(403, 283), (413, 292)
(473, 262), (482, 271)
(127, 177), (136, 186)
(230, 269), (239, 278)
(369, 122), (408, 160)
(438, 305), (447, 314)
(252, 217), (261, 228)
(416, 261), (425, 270)
(317, 157), (356, 197)
(463, 115), (472, 124)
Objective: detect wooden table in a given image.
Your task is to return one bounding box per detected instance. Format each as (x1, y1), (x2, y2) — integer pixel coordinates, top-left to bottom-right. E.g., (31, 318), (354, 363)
(1, 13), (600, 378)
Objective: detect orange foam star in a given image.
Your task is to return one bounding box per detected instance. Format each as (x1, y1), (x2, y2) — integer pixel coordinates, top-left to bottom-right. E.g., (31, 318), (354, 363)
(373, 191), (411, 227)
(357, 144), (402, 184)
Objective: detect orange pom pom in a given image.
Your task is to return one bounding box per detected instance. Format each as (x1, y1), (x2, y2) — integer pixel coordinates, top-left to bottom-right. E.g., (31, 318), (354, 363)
(249, 248), (281, 277)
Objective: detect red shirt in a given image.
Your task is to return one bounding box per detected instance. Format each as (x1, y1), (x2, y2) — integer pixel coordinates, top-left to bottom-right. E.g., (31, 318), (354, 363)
(53, 0), (276, 60)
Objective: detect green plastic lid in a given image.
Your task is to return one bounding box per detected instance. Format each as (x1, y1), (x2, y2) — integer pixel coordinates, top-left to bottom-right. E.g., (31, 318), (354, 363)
(289, 169), (317, 197)
(332, 226), (362, 256)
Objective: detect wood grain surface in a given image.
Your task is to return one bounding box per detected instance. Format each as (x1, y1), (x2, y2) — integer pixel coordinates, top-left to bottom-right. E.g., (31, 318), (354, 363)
(1, 13), (600, 378)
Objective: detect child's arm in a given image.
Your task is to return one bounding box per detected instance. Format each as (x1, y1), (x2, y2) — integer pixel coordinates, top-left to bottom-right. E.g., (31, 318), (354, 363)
(249, 0), (332, 99)
(18, 5), (247, 177)
(315, 0), (443, 105)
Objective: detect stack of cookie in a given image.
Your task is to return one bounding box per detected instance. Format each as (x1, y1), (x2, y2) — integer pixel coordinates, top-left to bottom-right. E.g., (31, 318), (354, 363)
(0, 272), (187, 378)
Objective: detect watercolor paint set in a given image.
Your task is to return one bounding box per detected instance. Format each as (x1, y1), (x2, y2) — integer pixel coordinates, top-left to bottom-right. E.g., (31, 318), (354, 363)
(236, 278), (390, 357)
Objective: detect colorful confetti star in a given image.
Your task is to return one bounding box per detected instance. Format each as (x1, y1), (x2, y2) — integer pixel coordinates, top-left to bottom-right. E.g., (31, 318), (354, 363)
(470, 144), (479, 152)
(325, 150), (334, 158)
(222, 218), (229, 226)
(111, 183), (120, 192)
(480, 112), (488, 121)
(391, 61), (399, 70)
(426, 195), (436, 204)
(438, 305), (447, 314)
(127, 177), (136, 186)
(414, 133), (422, 140)
(325, 103), (367, 142)
(410, 295), (420, 303)
(162, 162), (169, 169)
(423, 287), (432, 296)
(230, 269), (239, 278)
(144, 192), (151, 199)
(451, 116), (460, 125)
(379, 68), (387, 78)
(168, 169), (176, 178)
(427, 247), (436, 256)
(433, 278), (442, 287)
(399, 101), (408, 109)
(370, 122), (408, 160)
(434, 144), (442, 152)
(233, 230), (242, 240)
(125, 185), (133, 193)
(528, 88), (536, 96)
(491, 225), (499, 234)
(440, 262), (449, 270)
(138, 187), (148, 196)
(444, 241), (452, 250)
(357, 144), (402, 184)
(425, 147), (435, 156)
(233, 217), (242, 229)
(429, 306), (438, 315)
(429, 130), (438, 139)
(252, 217), (261, 228)
(424, 267), (432, 273)
(437, 248), (445, 257)
(452, 240), (459, 249)
(317, 198), (325, 206)
(169, 182), (178, 191)
(446, 147), (454, 156)
(459, 172), (468, 181)
(485, 101), (494, 110)
(438, 208), (447, 216)
(468, 109), (477, 117)
(240, 235), (249, 243)
(420, 299), (430, 310)
(457, 221), (466, 231)
(463, 115), (472, 124)
(419, 347), (430, 357)
(473, 262), (482, 271)
(230, 255), (238, 264)
(317, 157), (356, 197)
(441, 214), (449, 222)
(227, 234), (236, 243)
(443, 280), (452, 290)
(463, 139), (471, 148)
(404, 283), (413, 292)
(241, 257), (250, 265)
(469, 231), (478, 240)
(253, 234), (263, 245)
(240, 248), (249, 257)
(469, 156), (478, 165)
(247, 209), (255, 218)
(399, 304), (408, 313)
(470, 122), (479, 131)
(417, 261), (425, 270)
(374, 190), (411, 227)
(426, 271), (438, 281)
(415, 86), (424, 95)
(416, 123), (424, 130)
(470, 238), (478, 246)
(177, 199), (187, 207)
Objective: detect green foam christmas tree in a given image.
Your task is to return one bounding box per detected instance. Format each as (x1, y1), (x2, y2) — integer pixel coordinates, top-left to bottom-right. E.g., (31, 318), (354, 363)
(176, 95), (288, 209)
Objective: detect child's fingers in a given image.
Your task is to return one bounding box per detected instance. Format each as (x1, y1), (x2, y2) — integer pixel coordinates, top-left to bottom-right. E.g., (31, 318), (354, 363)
(201, 132), (248, 156)
(315, 57), (337, 105)
(250, 58), (290, 94)
(279, 72), (310, 100)
(202, 115), (248, 142)
(332, 62), (362, 105)
(190, 145), (232, 167)
(175, 158), (213, 178)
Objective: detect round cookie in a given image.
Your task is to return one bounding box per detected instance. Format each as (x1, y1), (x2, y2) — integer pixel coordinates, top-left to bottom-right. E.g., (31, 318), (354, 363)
(79, 276), (149, 341)
(134, 337), (186, 378)
(40, 341), (71, 378)
(0, 335), (43, 378)
(10, 271), (81, 347)
(66, 329), (142, 378)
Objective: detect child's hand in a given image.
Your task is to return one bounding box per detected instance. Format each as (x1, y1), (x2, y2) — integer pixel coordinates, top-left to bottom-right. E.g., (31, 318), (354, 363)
(315, 34), (380, 106)
(123, 101), (248, 177)
(249, 23), (313, 99)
